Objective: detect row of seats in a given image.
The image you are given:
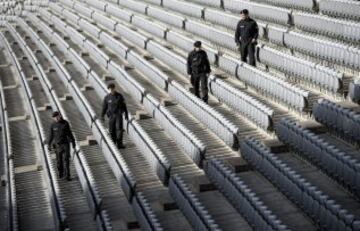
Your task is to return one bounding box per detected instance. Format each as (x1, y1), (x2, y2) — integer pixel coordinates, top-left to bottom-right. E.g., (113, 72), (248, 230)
(144, 95), (206, 166)
(253, 0), (315, 11)
(319, 0), (360, 21)
(237, 62), (309, 110)
(51, 2), (245, 148)
(240, 138), (360, 231)
(313, 99), (360, 143)
(41, 7), (210, 171)
(132, 192), (163, 231)
(276, 118), (360, 198)
(128, 117), (171, 184)
(284, 31), (360, 69)
(208, 75), (274, 130)
(206, 159), (287, 231)
(223, 0), (291, 25)
(0, 29), (68, 230)
(258, 45), (343, 93)
(293, 12), (360, 43)
(168, 81), (240, 149)
(23, 15), (164, 229)
(169, 175), (220, 230)
(0, 78), (17, 231)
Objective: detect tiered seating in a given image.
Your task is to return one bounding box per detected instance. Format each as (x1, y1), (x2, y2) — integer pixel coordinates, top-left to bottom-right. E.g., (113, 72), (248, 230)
(223, 0), (292, 25)
(19, 16), (169, 229)
(0, 79), (17, 231)
(241, 138), (360, 231)
(206, 159), (287, 230)
(276, 118), (360, 197)
(253, 0), (315, 11)
(0, 31), (68, 230)
(313, 99), (360, 143)
(258, 45), (343, 93)
(293, 12), (360, 43)
(169, 175), (220, 230)
(48, 2), (245, 148)
(319, 0), (360, 21)
(208, 75), (274, 130)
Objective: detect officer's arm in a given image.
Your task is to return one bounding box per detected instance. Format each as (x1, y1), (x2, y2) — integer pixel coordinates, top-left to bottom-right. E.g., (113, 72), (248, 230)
(235, 21), (241, 44)
(187, 53), (192, 75)
(66, 122), (76, 148)
(101, 96), (107, 119)
(48, 125), (54, 146)
(204, 53), (211, 74)
(123, 100), (129, 120)
(253, 21), (259, 40)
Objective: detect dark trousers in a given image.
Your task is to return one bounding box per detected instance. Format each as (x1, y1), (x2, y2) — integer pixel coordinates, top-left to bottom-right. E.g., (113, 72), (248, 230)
(55, 143), (70, 179)
(191, 73), (208, 103)
(240, 42), (256, 66)
(108, 115), (124, 148)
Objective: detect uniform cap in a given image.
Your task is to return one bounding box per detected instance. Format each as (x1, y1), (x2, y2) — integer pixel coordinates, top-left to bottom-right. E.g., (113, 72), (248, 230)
(52, 111), (60, 117)
(240, 9), (249, 15)
(194, 41), (202, 48)
(107, 83), (116, 89)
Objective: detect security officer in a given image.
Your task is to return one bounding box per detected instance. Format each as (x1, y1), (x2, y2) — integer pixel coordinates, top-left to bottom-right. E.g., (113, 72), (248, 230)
(235, 9), (259, 66)
(187, 41), (211, 103)
(48, 111), (76, 181)
(101, 83), (129, 149)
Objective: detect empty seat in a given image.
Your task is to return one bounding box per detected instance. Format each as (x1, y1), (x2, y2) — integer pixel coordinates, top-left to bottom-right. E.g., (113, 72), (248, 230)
(258, 45), (343, 92)
(115, 23), (148, 49)
(319, 0), (360, 21)
(74, 2), (94, 18)
(237, 62), (309, 111)
(169, 175), (220, 230)
(203, 7), (268, 39)
(105, 3), (133, 22)
(168, 81), (240, 148)
(146, 40), (187, 75)
(131, 15), (167, 39)
(208, 75), (274, 130)
(127, 118), (171, 183)
(147, 6), (185, 29)
(313, 99), (360, 143)
(78, 18), (102, 38)
(92, 12), (117, 31)
(99, 32), (128, 59)
(118, 0), (148, 14)
(162, 0), (204, 19)
(276, 118), (360, 197)
(254, 0), (315, 11)
(293, 12), (360, 43)
(127, 50), (168, 89)
(223, 0), (292, 25)
(284, 31), (360, 69)
(186, 19), (237, 51)
(84, 0), (107, 11)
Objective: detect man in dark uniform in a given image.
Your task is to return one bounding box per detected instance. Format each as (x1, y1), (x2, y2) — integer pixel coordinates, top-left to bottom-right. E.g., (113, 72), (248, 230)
(187, 41), (211, 103)
(48, 111), (76, 181)
(235, 9), (259, 66)
(101, 83), (129, 149)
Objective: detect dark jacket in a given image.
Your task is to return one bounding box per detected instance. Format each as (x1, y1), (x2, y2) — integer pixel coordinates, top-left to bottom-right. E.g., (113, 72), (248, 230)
(187, 49), (211, 75)
(48, 119), (75, 147)
(101, 91), (128, 119)
(235, 17), (259, 45)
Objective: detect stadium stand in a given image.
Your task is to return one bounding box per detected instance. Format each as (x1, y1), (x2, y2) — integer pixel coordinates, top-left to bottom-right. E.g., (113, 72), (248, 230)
(0, 0), (359, 230)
